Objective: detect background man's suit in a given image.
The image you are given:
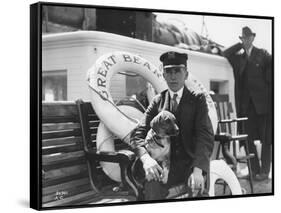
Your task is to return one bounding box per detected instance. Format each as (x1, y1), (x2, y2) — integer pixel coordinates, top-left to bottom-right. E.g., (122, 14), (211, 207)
(223, 43), (272, 176)
(131, 86), (214, 191)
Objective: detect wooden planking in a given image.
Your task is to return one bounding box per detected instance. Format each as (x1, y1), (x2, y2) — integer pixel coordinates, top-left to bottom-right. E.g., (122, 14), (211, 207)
(88, 121), (100, 128)
(41, 101), (98, 206)
(43, 190), (98, 207)
(43, 178), (90, 195)
(43, 164), (88, 182)
(42, 143), (83, 155)
(43, 122), (80, 132)
(218, 102), (226, 132)
(87, 112), (100, 121)
(90, 135), (97, 143)
(41, 101), (120, 206)
(42, 128), (82, 140)
(43, 172), (89, 188)
(42, 136), (83, 147)
(43, 157), (87, 172)
(89, 128), (98, 136)
(223, 102), (231, 133)
(42, 151), (85, 166)
(218, 102), (224, 120)
(43, 116), (79, 124)
(42, 102), (78, 118)
(43, 183), (93, 203)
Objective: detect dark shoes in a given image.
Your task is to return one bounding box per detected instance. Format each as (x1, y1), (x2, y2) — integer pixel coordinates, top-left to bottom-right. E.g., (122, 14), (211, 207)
(254, 173), (269, 181)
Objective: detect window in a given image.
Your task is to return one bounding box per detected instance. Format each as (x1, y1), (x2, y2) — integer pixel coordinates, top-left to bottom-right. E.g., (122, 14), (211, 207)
(210, 80), (229, 95)
(42, 70), (67, 101)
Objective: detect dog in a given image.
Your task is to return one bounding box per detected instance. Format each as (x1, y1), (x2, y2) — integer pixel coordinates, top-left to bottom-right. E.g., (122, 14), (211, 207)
(144, 110), (179, 183)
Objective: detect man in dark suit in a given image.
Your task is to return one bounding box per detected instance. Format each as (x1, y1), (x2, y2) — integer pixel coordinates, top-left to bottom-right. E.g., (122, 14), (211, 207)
(223, 26), (272, 181)
(131, 51), (214, 200)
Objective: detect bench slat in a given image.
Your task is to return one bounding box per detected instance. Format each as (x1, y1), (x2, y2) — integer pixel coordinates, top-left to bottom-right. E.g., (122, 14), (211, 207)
(43, 123), (80, 132)
(43, 173), (89, 188)
(42, 136), (83, 147)
(42, 151), (85, 166)
(42, 128), (82, 140)
(43, 164), (88, 182)
(89, 121), (100, 128)
(43, 156), (87, 172)
(43, 116), (79, 123)
(42, 143), (84, 155)
(43, 103), (78, 117)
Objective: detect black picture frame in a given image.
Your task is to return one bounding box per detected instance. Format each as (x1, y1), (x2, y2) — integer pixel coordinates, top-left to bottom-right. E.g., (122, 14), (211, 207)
(30, 1), (274, 210)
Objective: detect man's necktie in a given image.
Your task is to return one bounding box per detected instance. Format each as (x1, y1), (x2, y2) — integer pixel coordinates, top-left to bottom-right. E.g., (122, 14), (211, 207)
(171, 93), (178, 113)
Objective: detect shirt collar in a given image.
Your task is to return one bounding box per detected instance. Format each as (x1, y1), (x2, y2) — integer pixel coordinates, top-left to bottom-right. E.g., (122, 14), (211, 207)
(168, 87), (184, 100)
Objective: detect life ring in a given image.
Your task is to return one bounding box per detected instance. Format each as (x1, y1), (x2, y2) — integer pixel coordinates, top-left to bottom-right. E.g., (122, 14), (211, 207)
(87, 51), (217, 140)
(96, 105), (144, 182)
(209, 160), (242, 196)
(87, 51), (219, 182)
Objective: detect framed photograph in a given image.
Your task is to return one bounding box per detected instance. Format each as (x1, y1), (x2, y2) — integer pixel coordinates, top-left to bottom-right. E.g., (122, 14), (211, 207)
(30, 1), (273, 210)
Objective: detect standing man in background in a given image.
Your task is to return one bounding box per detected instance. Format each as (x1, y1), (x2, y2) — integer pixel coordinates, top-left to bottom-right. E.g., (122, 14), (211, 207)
(223, 26), (272, 181)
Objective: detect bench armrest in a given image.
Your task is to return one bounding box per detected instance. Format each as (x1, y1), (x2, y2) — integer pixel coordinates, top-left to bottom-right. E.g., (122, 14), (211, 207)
(214, 133), (232, 142)
(85, 149), (136, 163)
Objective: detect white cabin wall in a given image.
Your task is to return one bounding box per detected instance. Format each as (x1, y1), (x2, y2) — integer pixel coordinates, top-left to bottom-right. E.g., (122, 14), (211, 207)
(42, 45), (89, 100)
(42, 31), (235, 111)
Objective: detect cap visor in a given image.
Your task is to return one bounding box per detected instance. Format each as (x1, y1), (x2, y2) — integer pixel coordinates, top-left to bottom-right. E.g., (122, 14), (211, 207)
(163, 64), (186, 69)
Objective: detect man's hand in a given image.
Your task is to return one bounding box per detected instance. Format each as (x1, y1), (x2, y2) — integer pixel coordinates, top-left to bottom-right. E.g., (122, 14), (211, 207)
(187, 167), (204, 194)
(140, 153), (164, 182)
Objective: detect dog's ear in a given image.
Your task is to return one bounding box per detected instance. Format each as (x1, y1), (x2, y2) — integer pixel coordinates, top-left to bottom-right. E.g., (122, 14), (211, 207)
(162, 110), (176, 122)
(150, 116), (160, 134)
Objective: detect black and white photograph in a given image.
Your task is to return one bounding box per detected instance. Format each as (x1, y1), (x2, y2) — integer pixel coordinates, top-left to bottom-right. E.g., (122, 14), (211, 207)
(29, 1), (273, 210)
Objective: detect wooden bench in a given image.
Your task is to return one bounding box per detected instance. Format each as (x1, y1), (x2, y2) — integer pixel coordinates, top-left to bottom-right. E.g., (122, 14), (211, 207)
(42, 101), (138, 208)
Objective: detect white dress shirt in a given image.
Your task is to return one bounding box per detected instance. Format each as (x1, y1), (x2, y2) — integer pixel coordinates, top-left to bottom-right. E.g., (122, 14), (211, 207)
(168, 87), (184, 104)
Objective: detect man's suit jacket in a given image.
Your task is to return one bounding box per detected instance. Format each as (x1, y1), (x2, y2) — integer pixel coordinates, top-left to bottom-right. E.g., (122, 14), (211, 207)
(223, 43), (272, 116)
(131, 86), (214, 174)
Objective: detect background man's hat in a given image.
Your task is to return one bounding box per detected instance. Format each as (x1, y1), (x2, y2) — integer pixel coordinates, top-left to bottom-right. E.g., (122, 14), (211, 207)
(160, 51), (188, 68)
(239, 26), (256, 39)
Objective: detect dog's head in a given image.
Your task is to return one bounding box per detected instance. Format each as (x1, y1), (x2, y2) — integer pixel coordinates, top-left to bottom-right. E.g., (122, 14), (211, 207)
(150, 110), (179, 137)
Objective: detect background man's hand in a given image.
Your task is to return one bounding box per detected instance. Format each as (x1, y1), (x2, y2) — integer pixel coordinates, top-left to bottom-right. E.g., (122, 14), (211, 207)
(140, 153), (164, 181)
(187, 167), (204, 194)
